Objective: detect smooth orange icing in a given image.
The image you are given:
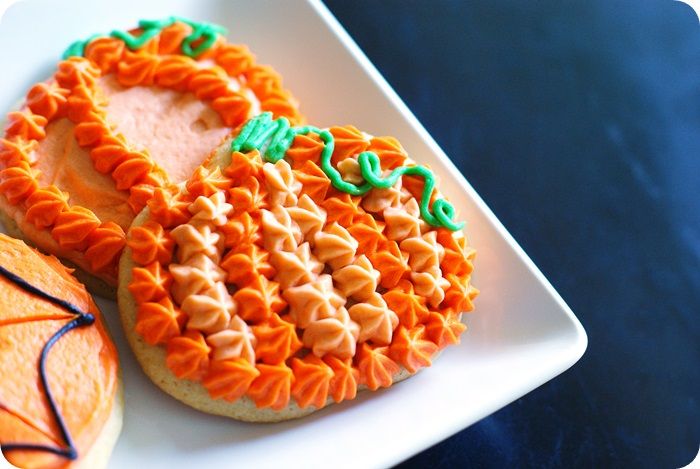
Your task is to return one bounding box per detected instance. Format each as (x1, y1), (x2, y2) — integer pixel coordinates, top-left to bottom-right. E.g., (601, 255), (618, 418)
(101, 75), (231, 183)
(0, 21), (303, 285)
(0, 234), (118, 468)
(127, 127), (477, 410)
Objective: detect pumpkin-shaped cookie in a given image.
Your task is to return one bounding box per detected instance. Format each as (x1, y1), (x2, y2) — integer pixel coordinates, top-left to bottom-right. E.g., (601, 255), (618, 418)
(0, 17), (302, 297)
(118, 113), (477, 422)
(0, 233), (121, 468)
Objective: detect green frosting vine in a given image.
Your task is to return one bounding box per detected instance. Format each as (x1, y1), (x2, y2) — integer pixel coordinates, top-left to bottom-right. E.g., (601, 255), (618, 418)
(231, 112), (465, 231)
(62, 16), (227, 60)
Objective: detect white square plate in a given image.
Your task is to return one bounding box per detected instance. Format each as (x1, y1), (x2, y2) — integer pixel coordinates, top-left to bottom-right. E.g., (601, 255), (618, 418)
(0, 1), (587, 468)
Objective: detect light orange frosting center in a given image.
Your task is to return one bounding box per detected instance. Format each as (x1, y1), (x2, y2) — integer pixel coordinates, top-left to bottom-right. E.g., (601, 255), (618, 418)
(100, 75), (231, 183)
(34, 118), (133, 230)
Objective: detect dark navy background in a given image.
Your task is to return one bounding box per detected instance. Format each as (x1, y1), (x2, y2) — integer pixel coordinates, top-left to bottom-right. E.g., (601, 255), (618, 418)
(323, 1), (700, 467)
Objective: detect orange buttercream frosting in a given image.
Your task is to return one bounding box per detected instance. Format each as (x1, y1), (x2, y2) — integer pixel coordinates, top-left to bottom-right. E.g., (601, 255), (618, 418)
(0, 234), (118, 468)
(0, 20), (303, 286)
(127, 124), (477, 411)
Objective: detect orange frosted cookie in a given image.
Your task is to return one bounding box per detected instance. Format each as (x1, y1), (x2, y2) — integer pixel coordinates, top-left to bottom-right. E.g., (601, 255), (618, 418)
(118, 113), (477, 421)
(0, 17), (302, 296)
(0, 233), (121, 468)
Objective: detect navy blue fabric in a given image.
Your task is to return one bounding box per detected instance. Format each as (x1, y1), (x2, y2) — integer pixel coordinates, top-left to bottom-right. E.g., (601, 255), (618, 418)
(323, 1), (700, 467)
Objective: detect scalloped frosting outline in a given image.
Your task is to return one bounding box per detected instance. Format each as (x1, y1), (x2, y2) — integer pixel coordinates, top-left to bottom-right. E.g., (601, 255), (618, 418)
(0, 19), (303, 282)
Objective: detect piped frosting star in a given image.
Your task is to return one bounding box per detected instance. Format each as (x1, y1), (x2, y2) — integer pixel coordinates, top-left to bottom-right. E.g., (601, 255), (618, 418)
(286, 194), (327, 238)
(188, 191), (233, 226)
(260, 206), (301, 252)
(361, 178), (403, 213)
(347, 293), (399, 345)
(128, 261), (173, 303)
(271, 242), (324, 289)
(252, 313), (303, 365)
(171, 223), (222, 263)
(127, 220), (175, 265)
(283, 274), (345, 328)
(313, 222), (358, 270)
(384, 204), (422, 242)
(332, 254), (380, 301)
(206, 316), (257, 364)
(181, 282), (234, 334)
(302, 307), (359, 359)
(400, 230), (445, 273)
(263, 159), (301, 207)
(411, 271), (450, 308)
(169, 253), (226, 303)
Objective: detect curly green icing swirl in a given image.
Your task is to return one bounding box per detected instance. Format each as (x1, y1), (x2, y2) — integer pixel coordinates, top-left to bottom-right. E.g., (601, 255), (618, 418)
(231, 112), (465, 231)
(62, 16), (227, 60)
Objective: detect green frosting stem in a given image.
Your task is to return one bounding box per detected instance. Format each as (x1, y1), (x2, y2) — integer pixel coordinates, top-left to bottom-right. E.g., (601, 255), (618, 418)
(62, 34), (102, 60)
(62, 16), (227, 60)
(231, 113), (465, 231)
(110, 27), (161, 50)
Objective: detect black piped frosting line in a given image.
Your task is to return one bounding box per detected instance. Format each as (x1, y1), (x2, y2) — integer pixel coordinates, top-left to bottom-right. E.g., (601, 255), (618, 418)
(0, 264), (95, 461)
